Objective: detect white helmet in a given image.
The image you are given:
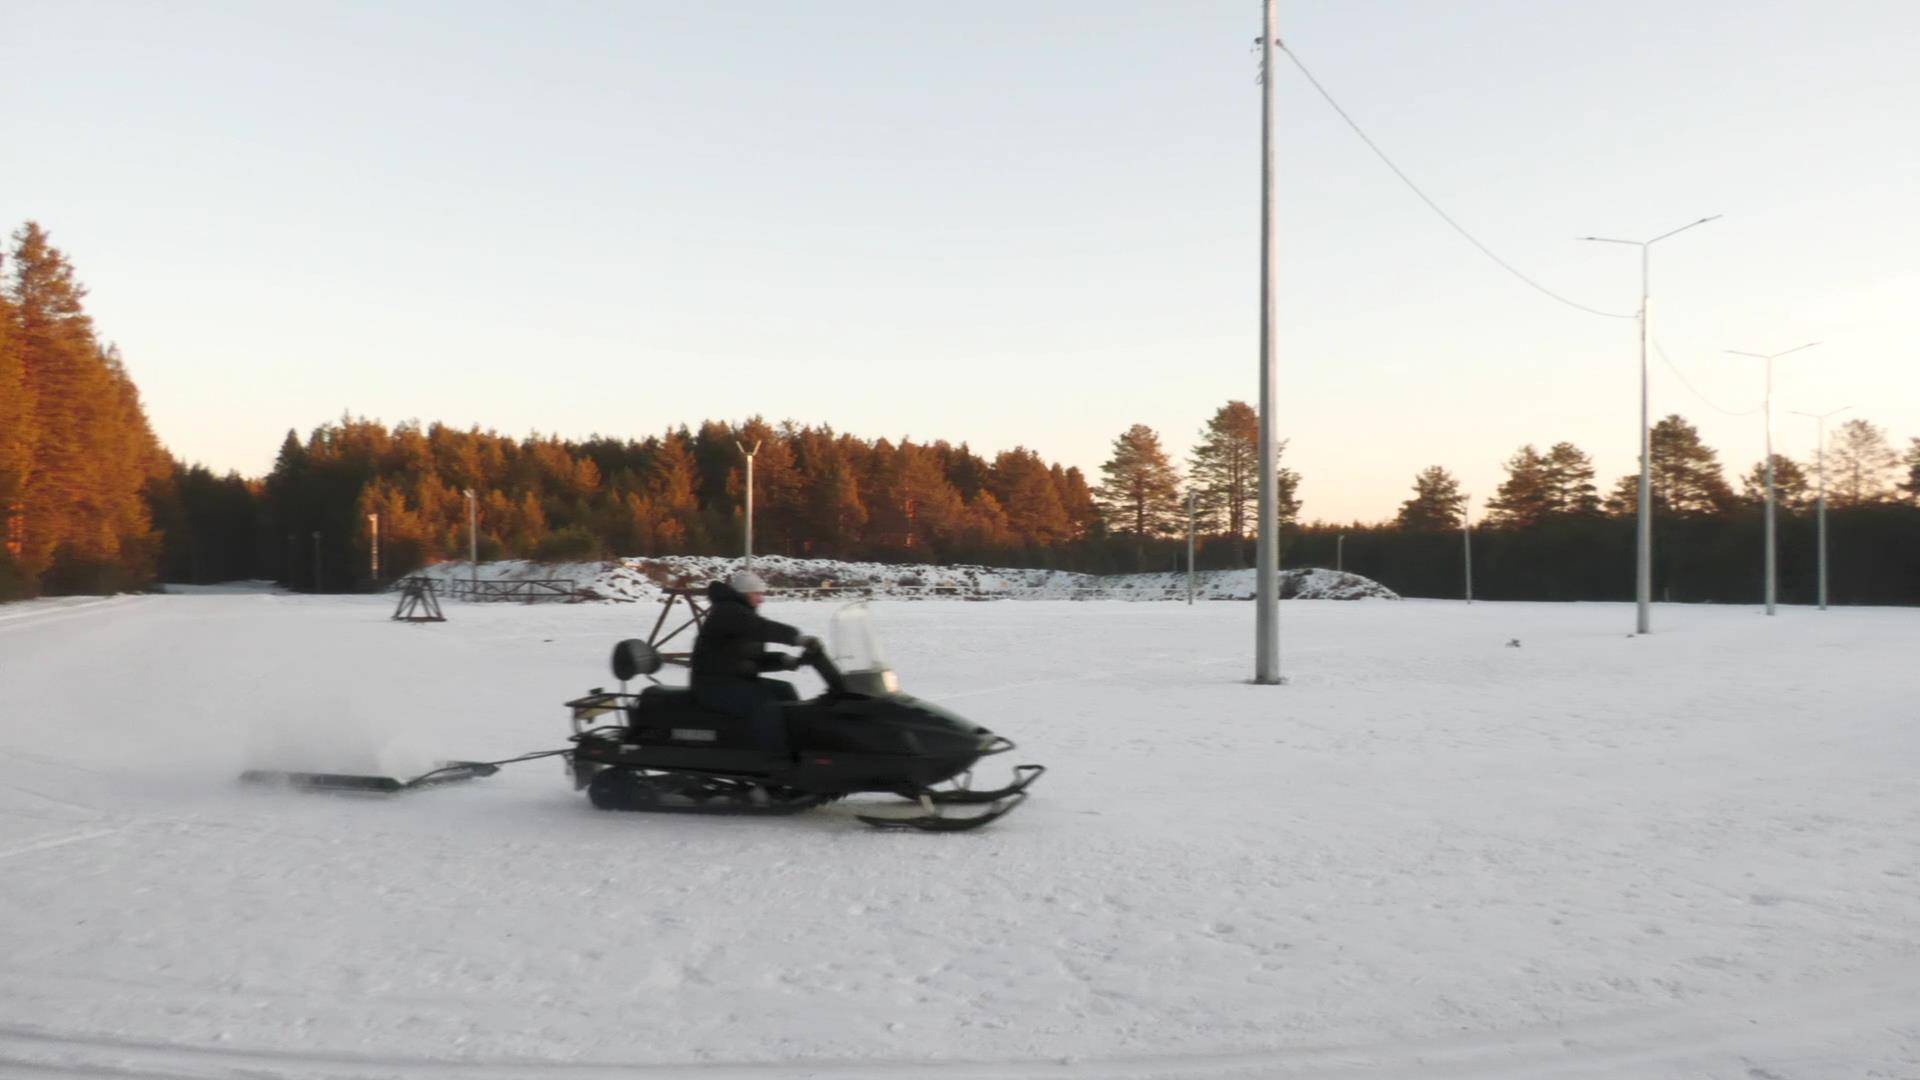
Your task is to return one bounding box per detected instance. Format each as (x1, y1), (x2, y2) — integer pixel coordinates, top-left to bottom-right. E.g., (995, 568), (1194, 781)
(729, 570), (768, 595)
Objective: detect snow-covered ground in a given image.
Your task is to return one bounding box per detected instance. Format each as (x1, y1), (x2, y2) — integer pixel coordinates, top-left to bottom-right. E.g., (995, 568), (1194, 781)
(410, 555), (1401, 602)
(2, 592), (1917, 1078)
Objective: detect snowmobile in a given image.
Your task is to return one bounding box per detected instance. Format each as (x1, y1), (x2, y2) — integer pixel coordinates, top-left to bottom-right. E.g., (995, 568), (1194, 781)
(564, 602), (1043, 831)
(241, 602), (1041, 832)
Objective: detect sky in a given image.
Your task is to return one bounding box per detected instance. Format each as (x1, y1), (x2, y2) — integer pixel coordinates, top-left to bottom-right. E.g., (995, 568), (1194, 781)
(4, 1), (1916, 522)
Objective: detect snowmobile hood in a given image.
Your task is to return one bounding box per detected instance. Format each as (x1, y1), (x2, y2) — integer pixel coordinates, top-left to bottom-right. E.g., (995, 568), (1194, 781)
(891, 693), (984, 733)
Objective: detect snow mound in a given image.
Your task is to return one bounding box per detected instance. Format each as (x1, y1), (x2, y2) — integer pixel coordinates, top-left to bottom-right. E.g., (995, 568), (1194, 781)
(407, 556), (1399, 602)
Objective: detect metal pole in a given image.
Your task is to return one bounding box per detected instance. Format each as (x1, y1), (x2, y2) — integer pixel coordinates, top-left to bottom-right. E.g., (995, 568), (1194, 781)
(1636, 245), (1652, 633)
(1815, 420), (1826, 610)
(1253, 0), (1281, 684)
(1336, 533), (1344, 573)
(1728, 344), (1817, 616)
(1463, 496), (1473, 604)
(737, 441), (760, 570)
(1187, 489), (1196, 605)
(369, 513), (380, 583)
(1792, 406), (1849, 611)
(312, 531), (322, 593)
(464, 489), (477, 586)
(1763, 357), (1776, 615)
(1581, 215), (1717, 635)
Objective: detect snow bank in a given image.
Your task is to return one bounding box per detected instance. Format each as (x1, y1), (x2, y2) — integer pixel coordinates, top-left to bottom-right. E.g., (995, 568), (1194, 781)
(407, 555), (1400, 603)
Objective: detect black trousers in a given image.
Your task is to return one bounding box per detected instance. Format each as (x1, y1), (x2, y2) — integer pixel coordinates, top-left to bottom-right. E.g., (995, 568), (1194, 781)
(693, 678), (799, 756)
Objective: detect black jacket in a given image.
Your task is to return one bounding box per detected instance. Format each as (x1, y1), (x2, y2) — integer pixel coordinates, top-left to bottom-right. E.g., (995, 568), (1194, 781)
(690, 581), (802, 683)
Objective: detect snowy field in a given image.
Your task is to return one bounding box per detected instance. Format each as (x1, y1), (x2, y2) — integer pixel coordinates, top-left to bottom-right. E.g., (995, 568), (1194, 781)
(2, 591), (1918, 1078)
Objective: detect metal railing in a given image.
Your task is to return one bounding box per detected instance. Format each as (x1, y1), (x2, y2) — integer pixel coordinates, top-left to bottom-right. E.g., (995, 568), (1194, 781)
(443, 578), (581, 603)
(759, 583), (1219, 602)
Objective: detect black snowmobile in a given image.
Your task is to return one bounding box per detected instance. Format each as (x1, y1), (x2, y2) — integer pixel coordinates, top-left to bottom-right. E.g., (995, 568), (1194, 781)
(243, 600), (1042, 832)
(564, 603), (1043, 831)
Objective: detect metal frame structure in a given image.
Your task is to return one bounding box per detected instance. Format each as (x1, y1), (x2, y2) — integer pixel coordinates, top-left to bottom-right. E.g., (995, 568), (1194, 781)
(644, 587), (711, 669)
(391, 577), (447, 622)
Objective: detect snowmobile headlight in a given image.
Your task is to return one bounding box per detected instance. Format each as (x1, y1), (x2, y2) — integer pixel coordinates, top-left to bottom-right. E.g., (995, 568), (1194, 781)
(880, 670), (900, 694)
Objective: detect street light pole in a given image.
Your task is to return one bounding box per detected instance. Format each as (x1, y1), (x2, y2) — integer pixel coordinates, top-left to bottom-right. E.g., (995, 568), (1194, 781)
(368, 512), (380, 583)
(1727, 342), (1818, 616)
(1186, 489), (1197, 606)
(312, 531), (323, 593)
(463, 489), (477, 588)
(1582, 214), (1719, 635)
(1336, 533), (1344, 573)
(1790, 405), (1851, 611)
(736, 441), (760, 570)
(1462, 495), (1473, 604)
(1254, 0), (1282, 684)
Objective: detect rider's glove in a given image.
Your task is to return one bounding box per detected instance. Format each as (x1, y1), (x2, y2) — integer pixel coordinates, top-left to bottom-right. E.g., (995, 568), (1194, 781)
(796, 634), (823, 652)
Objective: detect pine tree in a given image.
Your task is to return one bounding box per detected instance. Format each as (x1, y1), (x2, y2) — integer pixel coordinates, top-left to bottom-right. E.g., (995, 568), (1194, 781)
(990, 447), (1070, 546)
(1827, 418), (1900, 507)
(1187, 400), (1299, 538)
(791, 428), (867, 555)
(1485, 445), (1553, 526)
(0, 268), (33, 584)
(1396, 466), (1466, 530)
(1094, 424), (1182, 544)
(647, 430), (702, 550)
(1542, 441), (1601, 515)
(1900, 438), (1920, 504)
(958, 490), (1014, 555)
(1739, 455), (1812, 510)
(896, 442), (964, 553)
(8, 222), (164, 590)
(1054, 464), (1100, 540)
(1604, 415), (1731, 515)
(941, 442), (992, 502)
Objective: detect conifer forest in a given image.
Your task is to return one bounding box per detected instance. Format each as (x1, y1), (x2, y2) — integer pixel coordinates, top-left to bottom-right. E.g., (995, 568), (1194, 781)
(4, 222), (1918, 604)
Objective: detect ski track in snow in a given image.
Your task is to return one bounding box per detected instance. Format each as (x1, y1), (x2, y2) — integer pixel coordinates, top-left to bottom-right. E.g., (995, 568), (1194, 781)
(2, 590), (1918, 1078)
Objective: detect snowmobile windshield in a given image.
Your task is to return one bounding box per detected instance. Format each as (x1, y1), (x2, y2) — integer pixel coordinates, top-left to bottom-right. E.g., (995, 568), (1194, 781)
(827, 602), (899, 695)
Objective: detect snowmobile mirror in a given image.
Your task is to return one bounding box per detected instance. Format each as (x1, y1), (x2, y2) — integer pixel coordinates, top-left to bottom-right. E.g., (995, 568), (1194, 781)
(611, 639), (663, 681)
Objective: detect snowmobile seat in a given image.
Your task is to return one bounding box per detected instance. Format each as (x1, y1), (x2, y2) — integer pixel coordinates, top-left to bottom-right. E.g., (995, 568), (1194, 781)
(628, 685), (755, 740)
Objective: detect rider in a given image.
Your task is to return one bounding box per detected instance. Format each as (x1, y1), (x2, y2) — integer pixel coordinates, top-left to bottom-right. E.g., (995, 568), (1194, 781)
(689, 570), (819, 757)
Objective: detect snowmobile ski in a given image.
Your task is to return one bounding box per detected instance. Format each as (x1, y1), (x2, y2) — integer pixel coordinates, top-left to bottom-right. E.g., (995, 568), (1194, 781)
(919, 764), (1046, 805)
(856, 792), (1029, 832)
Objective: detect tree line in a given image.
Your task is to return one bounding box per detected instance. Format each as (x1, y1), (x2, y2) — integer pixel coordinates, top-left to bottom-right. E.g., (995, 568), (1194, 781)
(4, 220), (1918, 603)
(1309, 414), (1920, 603)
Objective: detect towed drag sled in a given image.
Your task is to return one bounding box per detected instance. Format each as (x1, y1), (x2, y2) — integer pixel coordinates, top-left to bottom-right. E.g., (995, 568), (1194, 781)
(243, 603), (1042, 832)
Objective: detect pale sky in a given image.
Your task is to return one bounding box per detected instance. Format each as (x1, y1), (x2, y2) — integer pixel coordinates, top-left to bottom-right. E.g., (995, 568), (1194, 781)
(6, 1), (1916, 522)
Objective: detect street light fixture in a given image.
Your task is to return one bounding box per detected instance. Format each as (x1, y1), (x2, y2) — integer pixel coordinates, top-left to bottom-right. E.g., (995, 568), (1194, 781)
(1789, 405), (1852, 611)
(1581, 214), (1720, 634)
(1726, 342), (1819, 616)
